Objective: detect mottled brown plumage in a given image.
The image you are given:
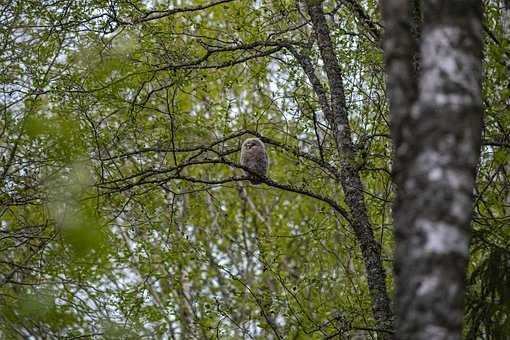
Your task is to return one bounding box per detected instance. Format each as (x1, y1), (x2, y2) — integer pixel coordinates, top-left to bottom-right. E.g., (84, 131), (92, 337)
(240, 138), (268, 185)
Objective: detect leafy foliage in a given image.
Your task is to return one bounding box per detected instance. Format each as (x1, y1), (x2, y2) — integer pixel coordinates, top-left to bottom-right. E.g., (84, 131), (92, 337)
(0, 0), (508, 339)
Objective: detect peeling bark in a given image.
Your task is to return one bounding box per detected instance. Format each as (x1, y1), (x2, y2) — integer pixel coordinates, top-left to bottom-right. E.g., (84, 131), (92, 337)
(381, 1), (483, 339)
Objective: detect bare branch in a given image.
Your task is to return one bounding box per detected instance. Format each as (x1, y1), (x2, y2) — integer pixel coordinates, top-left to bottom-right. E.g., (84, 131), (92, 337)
(127, 0), (235, 25)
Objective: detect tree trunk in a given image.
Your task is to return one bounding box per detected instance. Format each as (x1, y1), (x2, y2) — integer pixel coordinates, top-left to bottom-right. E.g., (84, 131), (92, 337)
(504, 1), (510, 219)
(381, 1), (483, 339)
(302, 1), (394, 336)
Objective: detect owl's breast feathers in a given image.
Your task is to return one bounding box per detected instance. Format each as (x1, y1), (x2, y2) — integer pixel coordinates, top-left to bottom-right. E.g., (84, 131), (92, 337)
(250, 148), (267, 162)
(240, 139), (268, 185)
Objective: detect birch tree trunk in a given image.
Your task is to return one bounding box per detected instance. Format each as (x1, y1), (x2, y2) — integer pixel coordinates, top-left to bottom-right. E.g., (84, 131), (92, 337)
(381, 1), (483, 339)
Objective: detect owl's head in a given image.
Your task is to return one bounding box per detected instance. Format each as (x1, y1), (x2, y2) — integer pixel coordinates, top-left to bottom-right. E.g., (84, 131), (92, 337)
(242, 138), (265, 150)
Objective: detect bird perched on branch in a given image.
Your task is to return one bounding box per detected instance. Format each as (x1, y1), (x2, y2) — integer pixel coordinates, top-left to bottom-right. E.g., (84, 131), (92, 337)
(240, 138), (268, 185)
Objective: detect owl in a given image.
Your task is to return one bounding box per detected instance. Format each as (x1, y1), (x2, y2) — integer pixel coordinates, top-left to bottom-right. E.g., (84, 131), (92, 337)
(240, 138), (269, 185)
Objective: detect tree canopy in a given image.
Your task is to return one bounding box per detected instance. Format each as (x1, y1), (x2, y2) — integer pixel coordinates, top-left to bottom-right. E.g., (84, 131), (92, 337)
(0, 0), (509, 339)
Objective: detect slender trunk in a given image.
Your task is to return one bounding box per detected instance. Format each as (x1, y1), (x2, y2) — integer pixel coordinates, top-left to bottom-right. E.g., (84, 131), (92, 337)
(503, 0), (510, 216)
(381, 1), (483, 338)
(303, 1), (394, 336)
